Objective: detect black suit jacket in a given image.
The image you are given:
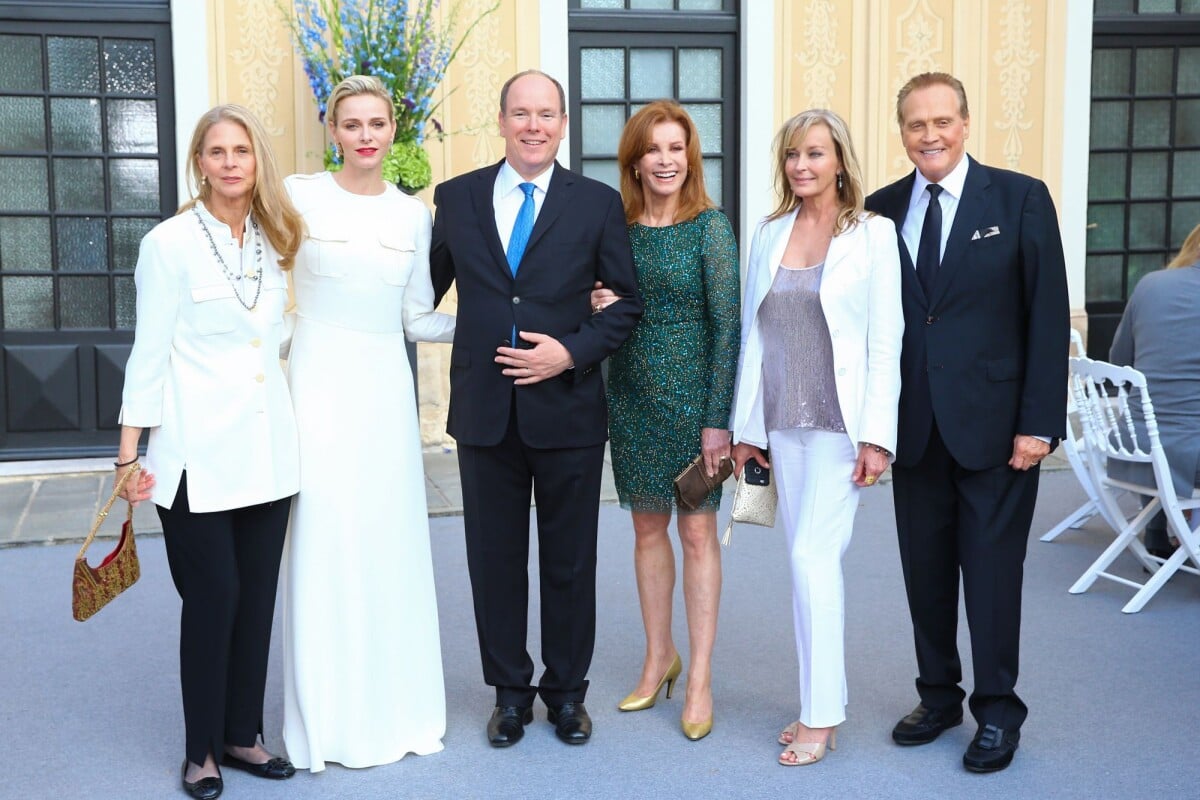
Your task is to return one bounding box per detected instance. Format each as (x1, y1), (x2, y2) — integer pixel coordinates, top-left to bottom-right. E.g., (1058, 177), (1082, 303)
(430, 161), (643, 449)
(865, 156), (1068, 470)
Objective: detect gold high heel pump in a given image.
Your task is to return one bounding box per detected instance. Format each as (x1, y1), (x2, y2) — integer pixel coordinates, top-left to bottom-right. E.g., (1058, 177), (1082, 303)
(617, 653), (682, 712)
(779, 727), (837, 766)
(681, 715), (713, 741)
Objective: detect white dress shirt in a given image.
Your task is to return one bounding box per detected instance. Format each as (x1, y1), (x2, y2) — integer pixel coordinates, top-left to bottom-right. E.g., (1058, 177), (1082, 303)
(901, 154), (970, 267)
(493, 160), (554, 253)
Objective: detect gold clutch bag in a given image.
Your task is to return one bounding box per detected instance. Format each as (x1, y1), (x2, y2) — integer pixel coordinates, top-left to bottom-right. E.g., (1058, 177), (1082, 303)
(72, 464), (142, 622)
(673, 454), (734, 511)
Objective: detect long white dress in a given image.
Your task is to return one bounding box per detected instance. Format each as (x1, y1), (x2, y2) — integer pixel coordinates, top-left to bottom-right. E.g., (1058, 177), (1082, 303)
(281, 172), (455, 771)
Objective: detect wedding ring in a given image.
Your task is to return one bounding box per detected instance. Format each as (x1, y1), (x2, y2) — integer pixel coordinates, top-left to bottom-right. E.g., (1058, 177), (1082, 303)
(865, 476), (876, 485)
(592, 304), (601, 313)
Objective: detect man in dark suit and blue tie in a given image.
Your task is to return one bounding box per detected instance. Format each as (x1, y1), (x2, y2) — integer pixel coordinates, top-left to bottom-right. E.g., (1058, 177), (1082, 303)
(430, 70), (642, 748)
(865, 72), (1069, 772)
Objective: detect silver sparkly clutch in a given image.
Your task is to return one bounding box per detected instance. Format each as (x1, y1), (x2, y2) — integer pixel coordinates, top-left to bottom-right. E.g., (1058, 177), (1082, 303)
(721, 461), (777, 546)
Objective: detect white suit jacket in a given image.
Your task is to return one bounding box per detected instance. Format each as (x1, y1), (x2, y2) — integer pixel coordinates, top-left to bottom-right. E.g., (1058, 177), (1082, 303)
(120, 204), (300, 512)
(729, 210), (904, 453)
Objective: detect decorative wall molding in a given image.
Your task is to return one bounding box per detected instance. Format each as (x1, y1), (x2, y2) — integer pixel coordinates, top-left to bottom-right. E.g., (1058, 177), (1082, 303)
(458, 0), (508, 167)
(797, 0), (845, 109)
(228, 0), (286, 136)
(993, 0), (1037, 168)
(895, 0), (944, 85)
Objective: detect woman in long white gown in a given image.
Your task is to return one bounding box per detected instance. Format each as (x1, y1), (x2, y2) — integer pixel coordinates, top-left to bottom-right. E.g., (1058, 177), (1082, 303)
(280, 75), (455, 772)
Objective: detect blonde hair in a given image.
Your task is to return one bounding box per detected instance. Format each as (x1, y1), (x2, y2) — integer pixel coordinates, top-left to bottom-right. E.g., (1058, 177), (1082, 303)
(180, 104), (304, 269)
(1168, 222), (1200, 269)
(327, 75), (395, 125)
(616, 101), (714, 226)
(766, 109), (866, 234)
(896, 72), (970, 126)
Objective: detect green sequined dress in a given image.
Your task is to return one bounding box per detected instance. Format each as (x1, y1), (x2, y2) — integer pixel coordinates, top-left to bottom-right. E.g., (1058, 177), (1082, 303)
(608, 208), (741, 513)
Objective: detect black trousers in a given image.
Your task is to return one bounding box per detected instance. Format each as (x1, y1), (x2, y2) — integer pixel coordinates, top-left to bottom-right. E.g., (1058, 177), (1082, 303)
(158, 472), (293, 766)
(457, 406), (605, 708)
(892, 422), (1039, 730)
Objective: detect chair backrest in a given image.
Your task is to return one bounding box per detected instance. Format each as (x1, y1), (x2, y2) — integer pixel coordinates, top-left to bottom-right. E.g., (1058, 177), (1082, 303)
(1069, 327), (1086, 358)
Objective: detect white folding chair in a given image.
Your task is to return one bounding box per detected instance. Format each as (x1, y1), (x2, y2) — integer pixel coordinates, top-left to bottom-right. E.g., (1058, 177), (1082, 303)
(1066, 356), (1200, 613)
(1041, 328), (1114, 541)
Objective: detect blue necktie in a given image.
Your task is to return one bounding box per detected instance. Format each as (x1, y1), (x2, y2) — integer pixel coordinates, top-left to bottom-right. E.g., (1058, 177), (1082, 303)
(916, 184), (943, 297)
(507, 182), (536, 277)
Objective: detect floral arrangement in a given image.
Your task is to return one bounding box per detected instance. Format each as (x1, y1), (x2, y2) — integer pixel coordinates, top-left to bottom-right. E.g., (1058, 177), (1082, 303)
(283, 0), (496, 191)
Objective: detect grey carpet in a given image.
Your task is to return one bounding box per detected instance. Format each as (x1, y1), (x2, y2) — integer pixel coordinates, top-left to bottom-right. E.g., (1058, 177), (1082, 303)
(2, 470), (1198, 799)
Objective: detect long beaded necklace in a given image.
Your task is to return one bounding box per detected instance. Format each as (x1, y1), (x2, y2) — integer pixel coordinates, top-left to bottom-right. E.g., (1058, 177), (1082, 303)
(192, 206), (263, 310)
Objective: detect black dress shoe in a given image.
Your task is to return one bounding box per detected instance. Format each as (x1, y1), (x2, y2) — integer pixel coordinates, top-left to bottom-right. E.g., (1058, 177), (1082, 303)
(220, 752), (296, 779)
(487, 705), (533, 747)
(181, 760), (223, 800)
(892, 703), (964, 745)
(963, 723), (1019, 773)
(547, 701), (592, 745)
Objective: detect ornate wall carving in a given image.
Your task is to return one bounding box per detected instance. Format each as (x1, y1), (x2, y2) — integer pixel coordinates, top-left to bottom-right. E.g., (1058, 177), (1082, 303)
(797, 0), (846, 109)
(227, 0), (288, 137)
(992, 0), (1038, 170)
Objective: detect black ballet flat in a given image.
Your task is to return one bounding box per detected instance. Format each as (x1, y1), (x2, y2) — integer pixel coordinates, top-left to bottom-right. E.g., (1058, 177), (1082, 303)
(181, 760), (223, 800)
(220, 752), (296, 780)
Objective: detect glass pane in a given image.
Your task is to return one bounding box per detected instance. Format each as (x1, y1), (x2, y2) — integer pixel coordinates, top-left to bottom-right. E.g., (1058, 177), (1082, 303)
(1171, 202), (1200, 249)
(580, 48), (624, 100)
(630, 49), (673, 100)
(103, 39), (157, 95)
(0, 217), (52, 272)
(50, 98), (102, 152)
(1085, 253), (1124, 303)
(1095, 0), (1135, 10)
(115, 274), (136, 328)
(679, 49), (721, 99)
(107, 99), (158, 153)
(112, 217), (156, 271)
(56, 217), (108, 272)
(1091, 49), (1130, 97)
(47, 36), (100, 93)
(109, 159), (159, 212)
(1130, 152), (1167, 199)
(0, 34), (43, 92)
(630, 0), (673, 8)
(60, 276), (108, 328)
(0, 97), (47, 151)
(53, 158), (105, 211)
(1173, 151), (1200, 195)
(0, 158), (49, 211)
(2, 276), (53, 328)
(1087, 203), (1125, 250)
(1137, 0), (1176, 11)
(680, 0), (723, 8)
(1127, 253), (1165, 292)
(581, 104), (626, 156)
(1088, 153), (1125, 201)
(1179, 48), (1200, 93)
(581, 160), (620, 191)
(1132, 100), (1170, 147)
(1128, 202), (1166, 248)
(683, 103), (721, 151)
(580, 0), (623, 6)
(1175, 99), (1200, 147)
(1183, 0), (1200, 11)
(1135, 48), (1173, 94)
(1089, 101), (1128, 149)
(702, 157), (721, 205)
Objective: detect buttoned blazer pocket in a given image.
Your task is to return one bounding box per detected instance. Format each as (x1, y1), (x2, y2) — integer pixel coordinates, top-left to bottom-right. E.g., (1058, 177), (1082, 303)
(305, 222), (349, 277)
(188, 283), (239, 335)
(379, 230), (415, 286)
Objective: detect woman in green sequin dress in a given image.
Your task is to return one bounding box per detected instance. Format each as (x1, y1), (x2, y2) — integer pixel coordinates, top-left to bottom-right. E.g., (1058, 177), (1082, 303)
(602, 101), (740, 741)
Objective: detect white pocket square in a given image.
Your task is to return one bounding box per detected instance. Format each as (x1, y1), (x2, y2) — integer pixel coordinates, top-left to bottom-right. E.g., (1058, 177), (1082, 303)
(971, 226), (1001, 240)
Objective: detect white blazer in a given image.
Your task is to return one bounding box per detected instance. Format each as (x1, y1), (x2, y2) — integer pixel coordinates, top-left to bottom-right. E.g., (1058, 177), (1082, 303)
(120, 204), (300, 512)
(729, 210), (904, 454)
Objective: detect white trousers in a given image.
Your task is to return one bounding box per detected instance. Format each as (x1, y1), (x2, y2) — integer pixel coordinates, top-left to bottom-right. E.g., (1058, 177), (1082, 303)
(767, 427), (861, 728)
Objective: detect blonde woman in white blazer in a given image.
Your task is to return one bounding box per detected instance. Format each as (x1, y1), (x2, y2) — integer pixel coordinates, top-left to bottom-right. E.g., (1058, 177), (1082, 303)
(730, 109), (903, 767)
(116, 105), (305, 799)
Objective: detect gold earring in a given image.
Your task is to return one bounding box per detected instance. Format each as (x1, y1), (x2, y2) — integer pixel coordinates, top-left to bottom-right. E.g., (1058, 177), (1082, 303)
(634, 168), (640, 180)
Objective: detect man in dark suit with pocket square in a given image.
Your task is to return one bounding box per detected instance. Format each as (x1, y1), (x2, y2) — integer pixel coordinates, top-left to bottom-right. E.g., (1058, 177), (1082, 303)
(865, 72), (1068, 773)
(430, 70), (642, 748)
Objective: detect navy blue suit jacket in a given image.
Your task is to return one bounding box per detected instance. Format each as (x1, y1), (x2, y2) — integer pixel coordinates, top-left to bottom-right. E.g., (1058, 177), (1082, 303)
(865, 156), (1069, 470)
(430, 161), (643, 449)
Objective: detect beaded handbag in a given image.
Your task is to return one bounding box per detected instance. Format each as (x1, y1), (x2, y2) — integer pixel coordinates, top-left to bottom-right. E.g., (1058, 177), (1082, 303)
(72, 464), (142, 622)
(721, 461), (777, 546)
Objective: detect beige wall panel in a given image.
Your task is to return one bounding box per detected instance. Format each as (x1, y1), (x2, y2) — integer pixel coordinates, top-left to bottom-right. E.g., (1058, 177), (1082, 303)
(980, 0), (1048, 181)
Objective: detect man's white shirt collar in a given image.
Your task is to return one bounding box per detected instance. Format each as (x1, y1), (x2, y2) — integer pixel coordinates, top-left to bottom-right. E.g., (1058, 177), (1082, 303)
(497, 160), (554, 197)
(910, 153), (969, 206)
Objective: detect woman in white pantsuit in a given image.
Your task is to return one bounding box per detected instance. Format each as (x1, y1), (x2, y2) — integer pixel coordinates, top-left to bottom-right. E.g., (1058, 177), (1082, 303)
(730, 109), (903, 766)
